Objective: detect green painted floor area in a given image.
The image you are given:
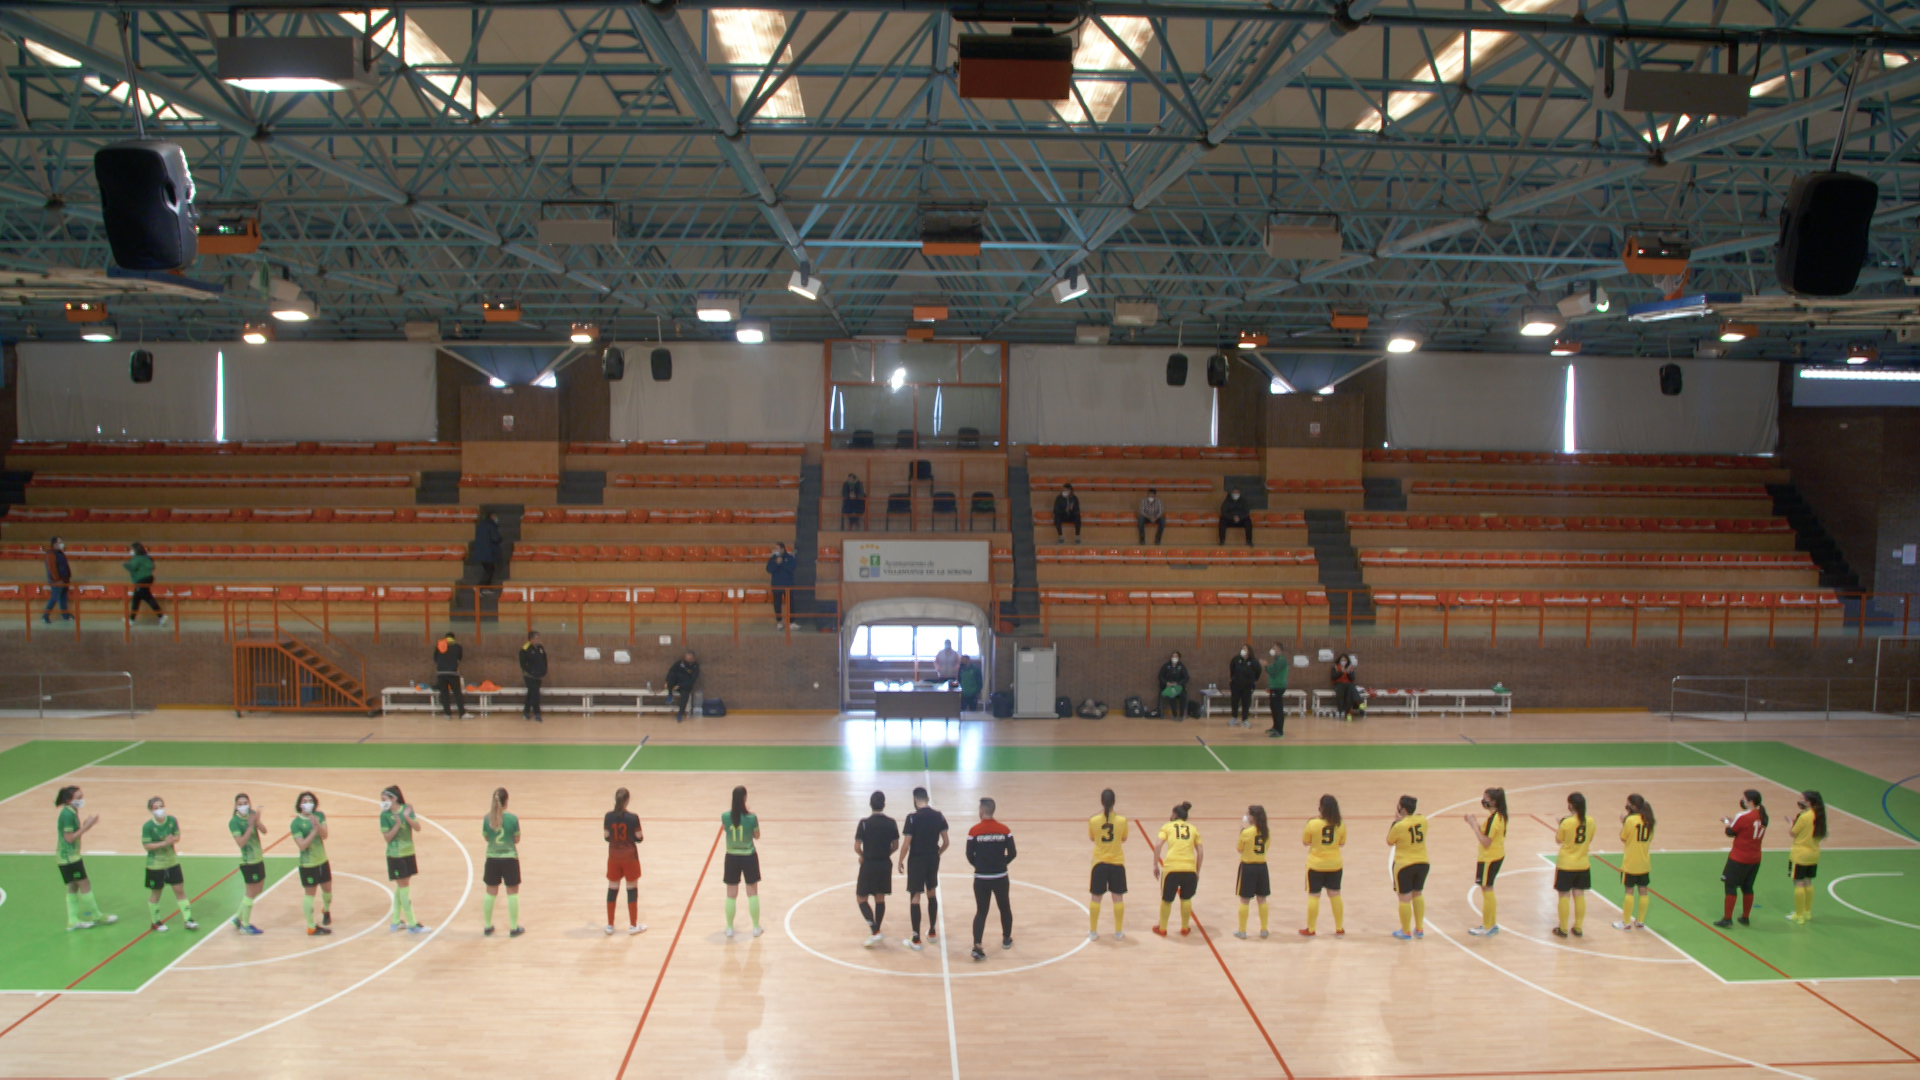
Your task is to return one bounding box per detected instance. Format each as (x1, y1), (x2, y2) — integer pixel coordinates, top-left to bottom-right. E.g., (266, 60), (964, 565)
(0, 740), (136, 802)
(1565, 848), (1920, 982)
(1684, 741), (1920, 844)
(0, 854), (298, 992)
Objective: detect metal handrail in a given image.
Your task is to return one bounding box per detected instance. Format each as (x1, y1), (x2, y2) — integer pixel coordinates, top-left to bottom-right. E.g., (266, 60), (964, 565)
(1668, 675), (1920, 721)
(0, 671), (135, 718)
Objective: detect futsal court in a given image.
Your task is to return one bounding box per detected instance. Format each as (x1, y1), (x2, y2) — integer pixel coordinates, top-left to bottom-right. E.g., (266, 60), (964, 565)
(1, 712), (1916, 1080)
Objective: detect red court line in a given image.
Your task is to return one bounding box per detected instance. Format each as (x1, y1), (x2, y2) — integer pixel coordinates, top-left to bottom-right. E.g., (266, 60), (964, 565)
(1132, 826), (1293, 1079)
(1288, 1058), (1916, 1080)
(615, 826), (722, 1080)
(0, 996), (62, 1042)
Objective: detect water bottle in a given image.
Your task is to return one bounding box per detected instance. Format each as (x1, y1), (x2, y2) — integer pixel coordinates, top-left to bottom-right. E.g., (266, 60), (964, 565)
(692, 690), (704, 713)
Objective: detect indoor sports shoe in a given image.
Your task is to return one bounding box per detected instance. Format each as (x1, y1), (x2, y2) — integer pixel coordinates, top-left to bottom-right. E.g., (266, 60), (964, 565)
(1334, 928), (1346, 936)
(971, 946), (985, 961)
(751, 926), (764, 938)
(1233, 930), (1247, 939)
(724, 927), (735, 938)
(509, 926), (525, 937)
(67, 921), (94, 931)
(99, 914), (118, 925)
(1179, 926), (1191, 937)
(152, 922), (169, 933)
(1551, 927), (1569, 938)
(391, 922), (408, 933)
(1392, 930), (1412, 940)
(1570, 928), (1581, 937)
(1711, 918), (1733, 928)
(1468, 926), (1494, 937)
(864, 934), (883, 948)
(1002, 937), (1013, 949)
(1612, 921), (1633, 931)
(1736, 916), (1750, 926)
(605, 925), (616, 936)
(1114, 931), (1125, 940)
(1298, 929), (1315, 937)
(1414, 929), (1424, 938)
(910, 937), (926, 950)
(322, 911), (332, 926)
(1151, 926), (1168, 937)
(307, 925), (331, 936)
(630, 925), (647, 935)
(239, 924), (263, 935)
(409, 924), (430, 934)
(1260, 929), (1269, 938)
(1087, 931), (1098, 942)
(484, 926), (495, 937)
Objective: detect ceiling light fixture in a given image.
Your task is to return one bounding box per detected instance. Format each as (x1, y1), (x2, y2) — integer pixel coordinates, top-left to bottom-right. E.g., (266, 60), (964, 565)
(1075, 324), (1110, 345)
(1625, 293), (1742, 324)
(1318, 385), (1337, 395)
(695, 293), (740, 323)
(241, 321), (273, 345)
(787, 270), (823, 301)
(912, 304), (949, 323)
(216, 35), (378, 93)
(1845, 343), (1879, 365)
(1237, 330), (1267, 350)
(888, 367), (907, 390)
(1717, 321), (1757, 343)
(64, 300), (108, 323)
(271, 296), (317, 322)
(1050, 273), (1090, 304)
(569, 322), (598, 344)
(480, 298), (520, 324)
(533, 372), (558, 388)
(487, 376), (507, 388)
(1799, 367), (1919, 381)
(709, 10), (807, 119)
(1549, 338), (1582, 356)
(80, 321), (118, 343)
(1519, 308), (1561, 337)
(1113, 300), (1159, 327)
(1386, 334), (1419, 353)
(735, 320), (769, 345)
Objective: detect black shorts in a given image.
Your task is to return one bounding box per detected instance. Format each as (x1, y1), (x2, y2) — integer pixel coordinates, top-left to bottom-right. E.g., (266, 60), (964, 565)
(1306, 868), (1343, 893)
(1554, 868), (1593, 892)
(1477, 859), (1504, 889)
(1090, 863), (1128, 897)
(386, 855), (419, 881)
(1161, 870), (1198, 902)
(1621, 872), (1651, 889)
(1394, 863), (1430, 894)
(240, 862), (267, 885)
(299, 862), (333, 888)
(483, 857), (521, 888)
(144, 865), (185, 891)
(1235, 863), (1271, 900)
(59, 860), (87, 885)
(723, 852), (761, 886)
(856, 860), (893, 897)
(906, 856), (941, 894)
(1792, 861), (1819, 881)
(1722, 858), (1760, 893)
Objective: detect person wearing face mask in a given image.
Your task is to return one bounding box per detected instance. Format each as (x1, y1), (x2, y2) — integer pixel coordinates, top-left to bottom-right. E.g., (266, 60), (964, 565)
(54, 785), (115, 930)
(1786, 791), (1826, 925)
(123, 542), (164, 625)
(1300, 794), (1346, 937)
(1265, 643), (1290, 737)
(1052, 483), (1081, 544)
(1152, 801), (1202, 937)
(141, 796), (196, 933)
(1218, 488), (1253, 546)
(229, 793), (268, 934)
(1551, 792), (1594, 939)
(1156, 652), (1190, 720)
(42, 536), (71, 623)
(1713, 789), (1768, 929)
(1614, 794), (1655, 932)
(1330, 653), (1363, 722)
(1136, 488), (1165, 546)
(290, 792), (334, 935)
(1227, 645), (1262, 728)
(1233, 806), (1272, 939)
(380, 786), (427, 934)
(1387, 795), (1429, 941)
(1464, 787), (1508, 937)
(841, 472), (866, 530)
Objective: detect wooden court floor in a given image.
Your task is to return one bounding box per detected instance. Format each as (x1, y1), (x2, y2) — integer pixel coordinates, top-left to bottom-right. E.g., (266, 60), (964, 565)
(0, 709), (1917, 1080)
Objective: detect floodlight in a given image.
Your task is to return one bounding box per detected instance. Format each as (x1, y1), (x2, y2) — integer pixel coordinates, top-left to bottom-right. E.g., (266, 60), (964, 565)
(569, 322), (598, 344)
(1845, 343), (1879, 365)
(1075, 324), (1110, 345)
(1050, 273), (1090, 303)
(80, 322), (118, 342)
(787, 271), (824, 300)
(1236, 330), (1267, 350)
(241, 321), (272, 344)
(271, 295), (316, 322)
(1549, 338), (1581, 356)
(1386, 334), (1419, 353)
(1718, 322), (1757, 343)
(217, 35), (378, 93)
(695, 293), (740, 323)
(1519, 308), (1561, 337)
(735, 320), (769, 344)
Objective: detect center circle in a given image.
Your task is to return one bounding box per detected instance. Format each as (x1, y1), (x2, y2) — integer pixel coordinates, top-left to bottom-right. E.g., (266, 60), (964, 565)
(782, 873), (1093, 979)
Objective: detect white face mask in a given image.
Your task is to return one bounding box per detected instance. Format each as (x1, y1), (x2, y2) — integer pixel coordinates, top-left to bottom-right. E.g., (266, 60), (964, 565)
(71, 797), (84, 809)
(151, 807), (167, 819)
(300, 802), (315, 813)
(1242, 815), (1251, 825)
(381, 799), (394, 811)
(235, 804), (250, 816)
(1240, 650), (1250, 657)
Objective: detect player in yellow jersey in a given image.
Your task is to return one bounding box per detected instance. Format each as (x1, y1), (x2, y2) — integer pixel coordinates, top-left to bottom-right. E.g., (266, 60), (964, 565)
(1552, 792), (1595, 938)
(1300, 794), (1346, 937)
(1234, 805), (1271, 939)
(1152, 802), (1202, 937)
(1387, 795), (1429, 940)
(1464, 787), (1507, 936)
(1787, 791), (1826, 925)
(1614, 794), (1656, 931)
(1088, 788), (1129, 940)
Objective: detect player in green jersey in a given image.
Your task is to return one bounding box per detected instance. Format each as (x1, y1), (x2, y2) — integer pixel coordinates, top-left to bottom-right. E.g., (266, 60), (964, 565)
(481, 788), (523, 937)
(54, 785), (116, 930)
(721, 785), (763, 939)
(229, 792), (268, 934)
(380, 785), (427, 933)
(141, 796), (197, 932)
(289, 791), (334, 935)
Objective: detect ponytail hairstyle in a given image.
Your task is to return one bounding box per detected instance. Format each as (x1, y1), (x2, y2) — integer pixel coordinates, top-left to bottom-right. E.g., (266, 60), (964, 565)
(1248, 805), (1269, 845)
(730, 785), (748, 827)
(1171, 801), (1192, 821)
(55, 785), (80, 807)
(488, 788), (508, 834)
(1483, 787), (1509, 835)
(382, 785), (406, 807)
(1626, 793), (1655, 834)
(1100, 788), (1115, 823)
(614, 787), (631, 815)
(1567, 792), (1587, 820)
(1397, 795), (1418, 816)
(1743, 789), (1768, 829)
(1318, 794), (1342, 828)
(1802, 790), (1827, 840)
(295, 791), (320, 812)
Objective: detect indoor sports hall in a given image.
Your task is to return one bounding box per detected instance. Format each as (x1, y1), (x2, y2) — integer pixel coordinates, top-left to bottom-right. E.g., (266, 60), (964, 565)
(2, 2), (1920, 1078)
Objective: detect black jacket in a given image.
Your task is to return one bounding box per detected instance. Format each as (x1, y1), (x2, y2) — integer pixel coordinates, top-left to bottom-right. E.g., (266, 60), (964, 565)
(1229, 653), (1263, 690)
(1331, 661), (1356, 685)
(472, 517), (503, 563)
(1052, 492), (1080, 520)
(434, 640), (463, 675)
(1158, 660), (1189, 691)
(1220, 494), (1251, 524)
(765, 550), (796, 587)
(966, 819), (1017, 877)
(666, 659), (700, 693)
(519, 642), (548, 680)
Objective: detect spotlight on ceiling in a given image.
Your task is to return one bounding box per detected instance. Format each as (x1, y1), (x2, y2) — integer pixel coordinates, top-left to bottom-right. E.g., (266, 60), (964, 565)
(270, 280), (317, 322)
(695, 293), (740, 323)
(1236, 330), (1267, 350)
(1317, 385), (1337, 395)
(1718, 321), (1758, 343)
(1075, 324), (1110, 345)
(888, 367), (907, 390)
(80, 321), (118, 343)
(1549, 338), (1582, 356)
(480, 298), (520, 324)
(569, 322), (598, 344)
(241, 321), (273, 345)
(1519, 307), (1562, 337)
(1592, 284), (1611, 313)
(64, 300), (109, 324)
(1386, 333), (1419, 354)
(735, 320), (769, 345)
(786, 270), (824, 301)
(488, 376), (507, 388)
(911, 304), (949, 323)
(403, 320), (441, 342)
(1050, 273), (1090, 304)
(216, 35), (378, 93)
(1113, 300), (1159, 327)
(1845, 342), (1879, 365)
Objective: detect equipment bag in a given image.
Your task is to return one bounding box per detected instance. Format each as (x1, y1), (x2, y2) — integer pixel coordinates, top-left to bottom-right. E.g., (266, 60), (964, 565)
(1076, 698), (1109, 719)
(1055, 695), (1072, 718)
(701, 698), (727, 717)
(1123, 694), (1145, 717)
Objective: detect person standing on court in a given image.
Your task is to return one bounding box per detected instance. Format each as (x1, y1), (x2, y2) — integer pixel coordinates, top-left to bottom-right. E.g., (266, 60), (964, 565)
(1265, 643), (1290, 737)
(1713, 789), (1767, 929)
(480, 788), (523, 937)
(229, 792), (266, 934)
(933, 639), (961, 687)
(55, 785), (116, 930)
(471, 511), (504, 587)
(1052, 483), (1081, 543)
(518, 631), (547, 721)
(1551, 792), (1594, 939)
(721, 785), (763, 938)
(1156, 651), (1190, 720)
(380, 785), (426, 933)
(898, 786), (949, 950)
(1388, 795), (1430, 940)
(854, 791), (899, 946)
(1152, 801), (1203, 937)
(1136, 488), (1166, 545)
(604, 787), (646, 936)
(433, 632), (467, 718)
(666, 651), (700, 722)
(966, 797), (1016, 961)
(957, 656), (983, 713)
(290, 791), (333, 935)
(140, 795), (196, 933)
(123, 542), (164, 624)
(765, 542), (796, 629)
(1218, 488), (1253, 546)
(43, 536), (71, 623)
(1227, 644), (1261, 728)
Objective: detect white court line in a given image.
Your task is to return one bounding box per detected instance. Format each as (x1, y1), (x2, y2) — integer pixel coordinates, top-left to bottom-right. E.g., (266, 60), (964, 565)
(1826, 872), (1920, 931)
(926, 765), (959, 1080)
(171, 871), (397, 972)
(1676, 741), (1918, 846)
(1430, 921), (1816, 1080)
(1462, 867), (1690, 964)
(619, 738), (647, 772)
(1195, 737), (1230, 772)
(0, 739), (145, 809)
(781, 876), (1091, 980)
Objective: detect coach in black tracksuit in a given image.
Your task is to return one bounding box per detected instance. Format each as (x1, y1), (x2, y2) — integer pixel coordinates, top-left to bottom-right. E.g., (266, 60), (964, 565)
(518, 631), (547, 722)
(1227, 645), (1262, 727)
(434, 633), (467, 718)
(966, 798), (1017, 962)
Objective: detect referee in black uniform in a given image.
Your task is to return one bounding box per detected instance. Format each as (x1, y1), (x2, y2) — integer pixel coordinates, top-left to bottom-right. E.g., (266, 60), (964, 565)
(854, 791), (899, 947)
(898, 787), (950, 950)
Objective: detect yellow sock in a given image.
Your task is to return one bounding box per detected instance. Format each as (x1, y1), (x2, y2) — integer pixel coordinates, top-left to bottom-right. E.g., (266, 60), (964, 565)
(1573, 893), (1587, 931)
(1483, 891), (1498, 930)
(1330, 895), (1344, 932)
(1557, 895), (1570, 932)
(1158, 901), (1171, 930)
(1307, 895), (1320, 932)
(1237, 904), (1249, 934)
(1090, 904), (1101, 934)
(1258, 901), (1269, 932)
(1113, 901), (1125, 932)
(1637, 893), (1651, 924)
(1398, 901), (1412, 934)
(1180, 899), (1192, 930)
(1798, 888), (1811, 919)
(1412, 896), (1425, 931)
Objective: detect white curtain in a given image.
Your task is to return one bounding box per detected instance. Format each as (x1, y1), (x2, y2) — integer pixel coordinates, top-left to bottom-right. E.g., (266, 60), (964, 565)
(1572, 359), (1778, 454)
(223, 343), (437, 441)
(609, 342), (824, 442)
(18, 343), (218, 441)
(1387, 353), (1568, 451)
(1008, 345), (1215, 445)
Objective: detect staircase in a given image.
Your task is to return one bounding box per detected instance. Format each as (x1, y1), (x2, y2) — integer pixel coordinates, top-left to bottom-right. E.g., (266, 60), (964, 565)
(558, 471), (606, 505)
(1362, 477), (1407, 511)
(0, 470), (30, 519)
(233, 634), (375, 715)
(786, 460), (838, 629)
(452, 506), (521, 623)
(416, 470), (461, 505)
(1304, 509), (1374, 624)
(1768, 484), (1862, 592)
(1000, 464), (1040, 633)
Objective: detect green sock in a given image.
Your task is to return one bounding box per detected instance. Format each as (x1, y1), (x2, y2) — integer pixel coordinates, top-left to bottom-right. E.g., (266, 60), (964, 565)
(178, 900), (193, 923)
(391, 886), (404, 923)
(748, 895), (761, 928)
(398, 886), (414, 925)
(725, 897), (737, 927)
(65, 893), (81, 926)
(302, 894), (315, 928)
(79, 892), (103, 920)
(508, 895), (520, 930)
(147, 900), (163, 926)
(482, 894), (496, 928)
(321, 891), (331, 914)
(237, 897), (253, 926)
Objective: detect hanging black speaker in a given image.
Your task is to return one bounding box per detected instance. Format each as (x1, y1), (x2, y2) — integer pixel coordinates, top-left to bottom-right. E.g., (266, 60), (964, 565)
(1659, 363), (1683, 396)
(650, 347), (672, 381)
(94, 141), (198, 271)
(1165, 353), (1188, 387)
(129, 348), (154, 384)
(1775, 172), (1878, 297)
(1206, 352), (1230, 388)
(600, 346), (625, 381)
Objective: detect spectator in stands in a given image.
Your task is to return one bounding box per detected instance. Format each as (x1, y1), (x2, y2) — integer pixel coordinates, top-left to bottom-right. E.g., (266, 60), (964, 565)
(1052, 483), (1082, 544)
(472, 512), (504, 587)
(934, 639), (961, 686)
(1330, 653), (1362, 722)
(42, 537), (71, 623)
(123, 542), (164, 625)
(1219, 488), (1253, 546)
(1157, 652), (1191, 720)
(666, 651), (700, 723)
(1227, 645), (1262, 728)
(1136, 489), (1166, 546)
(958, 656), (983, 712)
(434, 632), (468, 719)
(765, 543), (797, 629)
(518, 631), (547, 722)
(841, 473), (866, 530)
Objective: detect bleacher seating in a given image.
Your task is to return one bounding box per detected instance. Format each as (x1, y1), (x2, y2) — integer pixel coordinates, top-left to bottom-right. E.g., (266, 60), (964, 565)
(564, 441), (804, 456)
(1368, 449), (1775, 469)
(6, 440), (455, 458)
(1026, 445), (1257, 460)
(610, 475), (802, 489)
